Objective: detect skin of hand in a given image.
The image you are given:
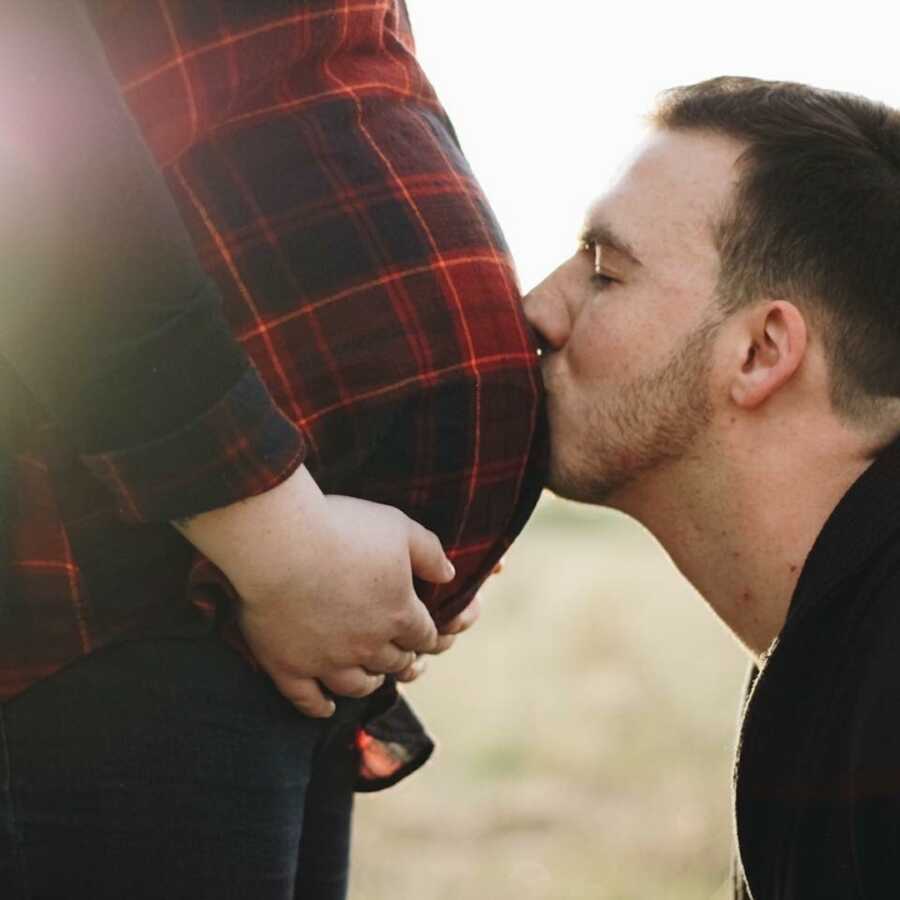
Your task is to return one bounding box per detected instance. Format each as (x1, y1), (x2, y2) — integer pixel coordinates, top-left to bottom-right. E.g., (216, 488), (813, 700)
(394, 553), (508, 684)
(173, 464), (455, 717)
(393, 593), (483, 684)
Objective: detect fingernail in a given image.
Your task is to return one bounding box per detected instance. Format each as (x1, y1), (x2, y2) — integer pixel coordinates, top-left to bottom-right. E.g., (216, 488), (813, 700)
(323, 701), (336, 718)
(444, 559), (456, 579)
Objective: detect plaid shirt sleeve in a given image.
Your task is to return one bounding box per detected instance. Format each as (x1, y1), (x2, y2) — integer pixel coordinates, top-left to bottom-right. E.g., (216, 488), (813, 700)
(0, 1), (306, 525)
(84, 0), (549, 626)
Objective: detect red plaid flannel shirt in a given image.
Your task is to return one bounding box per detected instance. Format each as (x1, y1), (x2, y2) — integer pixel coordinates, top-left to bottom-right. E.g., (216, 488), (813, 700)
(0, 0), (545, 784)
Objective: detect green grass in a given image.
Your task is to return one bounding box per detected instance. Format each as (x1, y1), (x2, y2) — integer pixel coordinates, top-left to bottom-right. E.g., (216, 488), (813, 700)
(350, 495), (747, 899)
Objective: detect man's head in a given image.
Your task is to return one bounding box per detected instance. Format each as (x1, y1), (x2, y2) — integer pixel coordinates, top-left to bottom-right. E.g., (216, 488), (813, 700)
(525, 76), (900, 507)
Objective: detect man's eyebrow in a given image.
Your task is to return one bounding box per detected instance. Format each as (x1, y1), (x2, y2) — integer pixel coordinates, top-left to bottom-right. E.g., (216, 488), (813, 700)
(579, 221), (643, 268)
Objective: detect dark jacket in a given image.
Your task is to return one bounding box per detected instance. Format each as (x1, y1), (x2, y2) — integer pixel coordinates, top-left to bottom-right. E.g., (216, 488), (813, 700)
(734, 437), (900, 898)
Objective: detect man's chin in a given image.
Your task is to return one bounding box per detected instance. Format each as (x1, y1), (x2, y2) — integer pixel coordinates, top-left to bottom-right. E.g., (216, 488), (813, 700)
(546, 455), (618, 507)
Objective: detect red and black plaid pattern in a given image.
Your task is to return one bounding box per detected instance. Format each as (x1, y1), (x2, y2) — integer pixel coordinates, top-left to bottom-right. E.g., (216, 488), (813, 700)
(1, 0), (545, 726)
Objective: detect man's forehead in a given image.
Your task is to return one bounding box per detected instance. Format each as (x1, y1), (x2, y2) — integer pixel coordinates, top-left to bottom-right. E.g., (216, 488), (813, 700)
(632, 128), (743, 204)
(584, 130), (742, 267)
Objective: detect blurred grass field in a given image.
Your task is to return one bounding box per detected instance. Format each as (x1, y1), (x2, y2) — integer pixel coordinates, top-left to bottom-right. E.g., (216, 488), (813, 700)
(350, 494), (748, 900)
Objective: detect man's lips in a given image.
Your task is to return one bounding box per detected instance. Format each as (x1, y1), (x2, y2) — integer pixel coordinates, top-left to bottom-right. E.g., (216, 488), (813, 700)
(537, 352), (563, 390)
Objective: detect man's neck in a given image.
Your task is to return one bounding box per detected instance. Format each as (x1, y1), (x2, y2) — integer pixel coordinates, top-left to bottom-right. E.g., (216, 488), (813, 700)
(613, 425), (874, 663)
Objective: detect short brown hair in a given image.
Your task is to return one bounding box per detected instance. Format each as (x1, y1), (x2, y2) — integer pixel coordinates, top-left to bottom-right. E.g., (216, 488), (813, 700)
(653, 76), (900, 422)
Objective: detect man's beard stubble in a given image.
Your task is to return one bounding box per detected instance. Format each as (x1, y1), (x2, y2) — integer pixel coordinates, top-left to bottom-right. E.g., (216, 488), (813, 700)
(549, 316), (721, 506)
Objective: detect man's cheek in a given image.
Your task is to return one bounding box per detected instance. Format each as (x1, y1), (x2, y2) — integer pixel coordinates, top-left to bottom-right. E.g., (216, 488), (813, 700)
(566, 330), (616, 381)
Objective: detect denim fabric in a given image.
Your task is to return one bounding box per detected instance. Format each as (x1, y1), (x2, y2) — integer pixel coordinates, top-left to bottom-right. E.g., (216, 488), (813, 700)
(0, 637), (363, 900)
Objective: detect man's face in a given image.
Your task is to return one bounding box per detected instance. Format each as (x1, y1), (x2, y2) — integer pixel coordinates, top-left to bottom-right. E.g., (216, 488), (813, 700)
(524, 129), (743, 505)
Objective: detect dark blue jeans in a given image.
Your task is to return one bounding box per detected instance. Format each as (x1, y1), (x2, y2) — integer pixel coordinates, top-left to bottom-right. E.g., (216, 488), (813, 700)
(0, 636), (365, 900)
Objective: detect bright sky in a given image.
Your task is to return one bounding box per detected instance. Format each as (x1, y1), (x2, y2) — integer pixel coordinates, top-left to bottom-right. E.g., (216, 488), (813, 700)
(410, 0), (900, 292)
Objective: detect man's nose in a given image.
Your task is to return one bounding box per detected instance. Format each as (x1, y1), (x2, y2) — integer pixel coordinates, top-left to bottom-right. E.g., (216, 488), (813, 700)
(522, 272), (573, 353)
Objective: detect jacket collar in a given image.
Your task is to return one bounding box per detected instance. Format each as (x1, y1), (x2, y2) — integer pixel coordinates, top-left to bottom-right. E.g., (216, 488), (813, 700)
(789, 434), (900, 622)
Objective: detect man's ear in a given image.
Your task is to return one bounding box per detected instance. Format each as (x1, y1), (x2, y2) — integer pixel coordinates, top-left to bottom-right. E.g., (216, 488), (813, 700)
(729, 301), (808, 409)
